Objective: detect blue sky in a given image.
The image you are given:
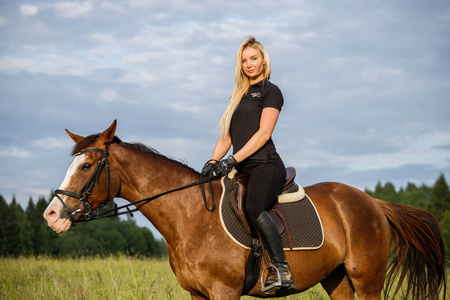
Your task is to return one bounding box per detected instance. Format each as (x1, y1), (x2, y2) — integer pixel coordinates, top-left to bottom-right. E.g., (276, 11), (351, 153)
(1, 1), (449, 235)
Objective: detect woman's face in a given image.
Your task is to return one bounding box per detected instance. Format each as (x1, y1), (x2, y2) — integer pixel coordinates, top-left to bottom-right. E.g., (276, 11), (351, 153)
(241, 46), (265, 84)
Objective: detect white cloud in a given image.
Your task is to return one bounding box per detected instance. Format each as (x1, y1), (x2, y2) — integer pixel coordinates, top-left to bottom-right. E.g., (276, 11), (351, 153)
(32, 137), (71, 150)
(360, 66), (405, 82)
(99, 88), (118, 102)
(285, 130), (450, 175)
(301, 31), (318, 39)
(0, 16), (6, 26)
(119, 70), (157, 86)
(0, 51), (100, 77)
(20, 5), (39, 16)
(0, 147), (31, 158)
(99, 1), (126, 13)
(87, 33), (115, 44)
(53, 1), (93, 18)
(127, 0), (161, 9)
(169, 102), (200, 113)
(0, 56), (37, 74)
(122, 52), (158, 65)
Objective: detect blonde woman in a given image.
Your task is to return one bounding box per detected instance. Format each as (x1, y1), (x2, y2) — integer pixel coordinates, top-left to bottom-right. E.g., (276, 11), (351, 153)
(204, 36), (296, 292)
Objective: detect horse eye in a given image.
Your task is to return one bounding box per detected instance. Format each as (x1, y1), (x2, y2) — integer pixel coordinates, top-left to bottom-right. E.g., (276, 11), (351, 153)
(81, 163), (92, 170)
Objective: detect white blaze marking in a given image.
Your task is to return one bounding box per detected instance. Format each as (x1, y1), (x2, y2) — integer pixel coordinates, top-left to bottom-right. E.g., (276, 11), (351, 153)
(44, 154), (88, 223)
(56, 154), (87, 204)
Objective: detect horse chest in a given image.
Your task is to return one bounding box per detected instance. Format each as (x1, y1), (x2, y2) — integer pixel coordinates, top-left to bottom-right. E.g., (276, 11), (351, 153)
(167, 243), (209, 293)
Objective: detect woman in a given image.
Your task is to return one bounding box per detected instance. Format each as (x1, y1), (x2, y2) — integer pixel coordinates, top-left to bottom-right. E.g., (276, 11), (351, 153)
(204, 36), (296, 292)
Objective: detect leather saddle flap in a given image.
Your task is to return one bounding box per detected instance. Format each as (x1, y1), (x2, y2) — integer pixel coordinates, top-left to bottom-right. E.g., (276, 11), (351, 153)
(229, 169), (297, 240)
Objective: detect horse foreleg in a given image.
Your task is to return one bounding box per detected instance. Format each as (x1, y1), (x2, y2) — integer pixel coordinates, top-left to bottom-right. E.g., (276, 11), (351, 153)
(320, 264), (355, 300)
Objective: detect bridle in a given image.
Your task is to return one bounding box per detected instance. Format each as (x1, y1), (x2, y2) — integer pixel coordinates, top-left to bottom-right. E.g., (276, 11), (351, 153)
(54, 143), (219, 224)
(54, 144), (111, 222)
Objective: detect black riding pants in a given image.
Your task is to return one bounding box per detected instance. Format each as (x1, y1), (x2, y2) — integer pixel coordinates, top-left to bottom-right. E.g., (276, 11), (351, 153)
(236, 156), (286, 222)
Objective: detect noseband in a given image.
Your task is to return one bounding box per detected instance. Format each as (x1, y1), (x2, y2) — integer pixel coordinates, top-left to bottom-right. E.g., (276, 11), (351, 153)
(54, 144), (111, 222)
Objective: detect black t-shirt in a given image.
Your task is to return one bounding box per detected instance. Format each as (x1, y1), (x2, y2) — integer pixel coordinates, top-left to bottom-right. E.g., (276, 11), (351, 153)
(230, 80), (283, 161)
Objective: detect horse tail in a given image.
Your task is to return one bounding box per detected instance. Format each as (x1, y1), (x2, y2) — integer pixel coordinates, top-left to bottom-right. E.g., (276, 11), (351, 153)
(375, 199), (447, 299)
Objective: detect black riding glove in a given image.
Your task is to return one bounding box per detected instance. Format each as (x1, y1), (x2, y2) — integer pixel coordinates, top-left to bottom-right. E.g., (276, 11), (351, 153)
(202, 160), (217, 176)
(214, 155), (238, 177)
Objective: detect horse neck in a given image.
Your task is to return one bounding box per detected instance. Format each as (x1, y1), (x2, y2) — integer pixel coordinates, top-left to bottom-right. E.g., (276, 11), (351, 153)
(112, 143), (214, 241)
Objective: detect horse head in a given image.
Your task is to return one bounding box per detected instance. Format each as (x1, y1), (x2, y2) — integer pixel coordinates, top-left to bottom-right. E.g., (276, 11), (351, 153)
(43, 120), (121, 233)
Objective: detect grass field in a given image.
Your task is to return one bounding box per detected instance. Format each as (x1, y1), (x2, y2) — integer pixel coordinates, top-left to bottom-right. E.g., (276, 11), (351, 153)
(0, 256), (447, 299)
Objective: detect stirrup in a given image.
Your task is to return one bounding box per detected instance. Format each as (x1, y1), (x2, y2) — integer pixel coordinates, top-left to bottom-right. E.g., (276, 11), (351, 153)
(260, 264), (282, 294)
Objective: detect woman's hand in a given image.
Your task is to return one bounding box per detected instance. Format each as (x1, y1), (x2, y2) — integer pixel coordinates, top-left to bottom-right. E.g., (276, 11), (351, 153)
(214, 155), (238, 176)
(202, 160), (218, 176)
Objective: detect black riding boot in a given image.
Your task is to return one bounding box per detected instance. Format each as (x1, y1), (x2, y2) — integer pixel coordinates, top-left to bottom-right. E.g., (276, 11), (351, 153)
(253, 211), (296, 292)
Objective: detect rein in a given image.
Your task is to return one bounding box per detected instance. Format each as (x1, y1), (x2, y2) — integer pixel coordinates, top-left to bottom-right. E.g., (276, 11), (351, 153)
(84, 174), (220, 222)
(54, 143), (220, 224)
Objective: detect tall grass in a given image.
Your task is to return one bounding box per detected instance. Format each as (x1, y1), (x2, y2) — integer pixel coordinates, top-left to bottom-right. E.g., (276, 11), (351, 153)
(0, 256), (448, 299)
(0, 256), (188, 300)
(0, 256), (327, 299)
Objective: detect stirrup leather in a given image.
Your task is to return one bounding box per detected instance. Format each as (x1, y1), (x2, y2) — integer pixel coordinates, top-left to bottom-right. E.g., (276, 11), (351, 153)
(260, 264), (283, 294)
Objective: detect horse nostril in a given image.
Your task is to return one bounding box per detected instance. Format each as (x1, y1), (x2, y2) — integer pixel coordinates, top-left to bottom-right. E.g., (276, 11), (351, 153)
(44, 209), (59, 223)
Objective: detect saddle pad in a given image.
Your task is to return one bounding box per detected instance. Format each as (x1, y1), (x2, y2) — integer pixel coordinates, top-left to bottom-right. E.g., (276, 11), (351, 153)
(219, 174), (324, 250)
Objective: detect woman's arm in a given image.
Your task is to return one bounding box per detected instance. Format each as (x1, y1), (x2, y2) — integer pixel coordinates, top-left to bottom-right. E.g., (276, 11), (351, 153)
(210, 134), (232, 161)
(233, 107), (280, 162)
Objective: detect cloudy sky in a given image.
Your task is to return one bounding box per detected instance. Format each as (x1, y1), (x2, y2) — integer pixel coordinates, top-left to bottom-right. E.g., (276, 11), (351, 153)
(1, 1), (449, 234)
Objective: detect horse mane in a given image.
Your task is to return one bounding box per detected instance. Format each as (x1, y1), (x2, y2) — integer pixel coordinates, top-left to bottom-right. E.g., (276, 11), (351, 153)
(71, 134), (196, 173)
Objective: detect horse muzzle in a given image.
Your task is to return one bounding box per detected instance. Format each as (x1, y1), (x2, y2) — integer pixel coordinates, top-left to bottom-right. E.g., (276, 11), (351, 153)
(43, 196), (74, 233)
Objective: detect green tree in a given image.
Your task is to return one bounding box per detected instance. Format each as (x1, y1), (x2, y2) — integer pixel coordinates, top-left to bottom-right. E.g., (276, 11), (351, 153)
(1, 193), (167, 258)
(117, 219), (149, 256)
(398, 182), (428, 210)
(5, 196), (33, 256)
(0, 195), (10, 256)
(365, 181), (398, 203)
(26, 197), (39, 255)
(439, 210), (450, 260)
(428, 173), (450, 220)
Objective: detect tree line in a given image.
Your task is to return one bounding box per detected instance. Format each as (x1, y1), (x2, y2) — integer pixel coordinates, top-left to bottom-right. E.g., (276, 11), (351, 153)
(0, 194), (168, 258)
(364, 173), (450, 259)
(1, 173), (449, 258)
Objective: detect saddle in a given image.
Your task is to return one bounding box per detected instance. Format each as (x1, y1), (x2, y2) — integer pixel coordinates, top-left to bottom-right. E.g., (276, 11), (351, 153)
(228, 167), (303, 249)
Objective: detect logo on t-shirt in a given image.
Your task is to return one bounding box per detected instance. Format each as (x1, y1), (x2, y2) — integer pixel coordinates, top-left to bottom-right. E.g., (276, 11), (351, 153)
(251, 92), (261, 98)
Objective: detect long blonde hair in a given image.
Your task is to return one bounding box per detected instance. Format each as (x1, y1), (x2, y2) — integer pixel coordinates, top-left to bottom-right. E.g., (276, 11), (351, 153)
(219, 36), (271, 137)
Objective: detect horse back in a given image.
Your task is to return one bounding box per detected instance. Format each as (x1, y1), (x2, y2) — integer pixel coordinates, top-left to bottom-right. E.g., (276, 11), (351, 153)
(305, 181), (389, 225)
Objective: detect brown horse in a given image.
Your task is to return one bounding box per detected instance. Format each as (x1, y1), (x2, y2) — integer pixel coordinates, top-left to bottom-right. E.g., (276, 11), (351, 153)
(44, 120), (446, 300)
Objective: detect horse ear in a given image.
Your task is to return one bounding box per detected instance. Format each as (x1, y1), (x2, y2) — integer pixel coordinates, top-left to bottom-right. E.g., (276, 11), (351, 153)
(99, 119), (117, 144)
(65, 129), (84, 144)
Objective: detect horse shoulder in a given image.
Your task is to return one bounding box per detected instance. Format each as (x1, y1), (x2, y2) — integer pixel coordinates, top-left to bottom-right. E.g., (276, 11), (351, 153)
(163, 181), (246, 298)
